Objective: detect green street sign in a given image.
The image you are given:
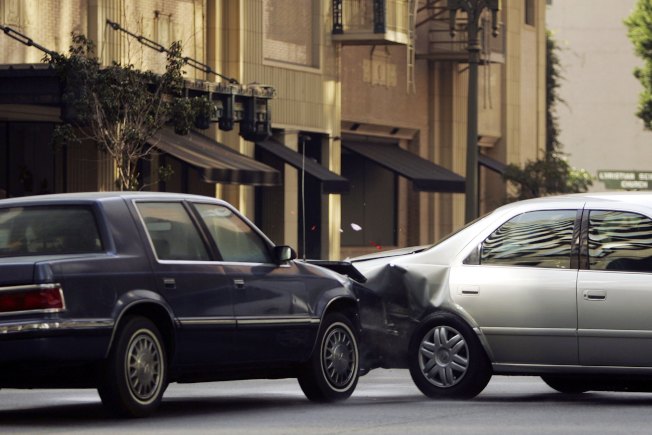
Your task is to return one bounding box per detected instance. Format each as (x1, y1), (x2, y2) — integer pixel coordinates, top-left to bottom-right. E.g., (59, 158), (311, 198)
(597, 170), (652, 190)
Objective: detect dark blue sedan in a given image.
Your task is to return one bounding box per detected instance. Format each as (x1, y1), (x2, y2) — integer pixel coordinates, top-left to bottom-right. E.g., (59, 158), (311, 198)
(0, 192), (375, 417)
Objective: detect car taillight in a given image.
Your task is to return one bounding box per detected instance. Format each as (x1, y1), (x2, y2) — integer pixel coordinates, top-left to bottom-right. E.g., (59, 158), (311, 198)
(0, 285), (65, 314)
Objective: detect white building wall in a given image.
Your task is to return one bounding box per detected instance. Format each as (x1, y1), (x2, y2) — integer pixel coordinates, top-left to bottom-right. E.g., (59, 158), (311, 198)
(547, 0), (652, 191)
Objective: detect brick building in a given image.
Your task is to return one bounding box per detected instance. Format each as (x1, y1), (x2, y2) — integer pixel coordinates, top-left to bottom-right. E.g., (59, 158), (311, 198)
(0, 0), (546, 260)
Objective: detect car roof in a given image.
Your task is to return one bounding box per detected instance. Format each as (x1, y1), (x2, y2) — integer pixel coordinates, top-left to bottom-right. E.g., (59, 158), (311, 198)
(0, 191), (228, 206)
(496, 191), (652, 211)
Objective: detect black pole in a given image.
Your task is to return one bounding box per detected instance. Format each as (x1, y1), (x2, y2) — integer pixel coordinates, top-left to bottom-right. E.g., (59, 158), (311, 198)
(465, 9), (481, 223)
(447, 0), (500, 223)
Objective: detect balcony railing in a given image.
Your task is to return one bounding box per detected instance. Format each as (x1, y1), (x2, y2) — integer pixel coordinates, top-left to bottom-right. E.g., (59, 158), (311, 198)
(332, 0), (411, 45)
(417, 2), (505, 64)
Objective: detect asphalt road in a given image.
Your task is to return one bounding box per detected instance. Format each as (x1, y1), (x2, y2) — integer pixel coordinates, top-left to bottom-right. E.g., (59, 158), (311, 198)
(2, 369), (652, 434)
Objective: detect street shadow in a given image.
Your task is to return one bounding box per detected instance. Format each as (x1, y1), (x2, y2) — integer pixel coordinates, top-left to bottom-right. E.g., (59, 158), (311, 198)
(2, 389), (652, 428)
(476, 390), (652, 407)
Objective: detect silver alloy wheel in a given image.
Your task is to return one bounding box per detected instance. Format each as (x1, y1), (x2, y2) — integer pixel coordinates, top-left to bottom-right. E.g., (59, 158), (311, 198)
(418, 325), (469, 388)
(125, 329), (164, 404)
(322, 323), (357, 390)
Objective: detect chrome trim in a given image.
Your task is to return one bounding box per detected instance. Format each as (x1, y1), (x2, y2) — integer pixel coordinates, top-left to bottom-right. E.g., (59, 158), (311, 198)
(0, 283), (60, 293)
(0, 319), (114, 335)
(237, 316), (320, 326)
(0, 283), (67, 316)
(178, 317), (237, 326)
(578, 329), (652, 339)
(493, 363), (652, 376)
(481, 327), (577, 337)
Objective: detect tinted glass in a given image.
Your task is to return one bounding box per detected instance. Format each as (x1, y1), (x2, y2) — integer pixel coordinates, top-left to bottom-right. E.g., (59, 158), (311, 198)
(137, 202), (209, 261)
(589, 210), (652, 272)
(481, 210), (576, 268)
(195, 203), (272, 263)
(0, 206), (103, 257)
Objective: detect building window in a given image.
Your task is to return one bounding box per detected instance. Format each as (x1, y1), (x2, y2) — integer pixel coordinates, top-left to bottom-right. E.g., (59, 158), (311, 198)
(525, 0), (535, 26)
(263, 0), (318, 67)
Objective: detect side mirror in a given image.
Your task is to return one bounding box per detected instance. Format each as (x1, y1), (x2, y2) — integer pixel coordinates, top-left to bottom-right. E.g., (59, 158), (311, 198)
(273, 245), (297, 264)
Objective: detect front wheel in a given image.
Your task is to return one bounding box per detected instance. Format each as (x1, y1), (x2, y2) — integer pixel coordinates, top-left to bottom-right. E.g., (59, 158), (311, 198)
(408, 313), (492, 399)
(298, 312), (360, 402)
(98, 316), (168, 417)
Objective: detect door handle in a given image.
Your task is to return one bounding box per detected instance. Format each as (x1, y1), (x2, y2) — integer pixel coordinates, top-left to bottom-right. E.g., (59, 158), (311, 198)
(234, 279), (245, 289)
(583, 289), (607, 301)
(163, 278), (176, 290)
(460, 285), (480, 295)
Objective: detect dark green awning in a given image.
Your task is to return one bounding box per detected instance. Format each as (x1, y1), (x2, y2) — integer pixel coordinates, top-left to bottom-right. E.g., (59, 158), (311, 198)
(343, 142), (465, 193)
(151, 128), (281, 186)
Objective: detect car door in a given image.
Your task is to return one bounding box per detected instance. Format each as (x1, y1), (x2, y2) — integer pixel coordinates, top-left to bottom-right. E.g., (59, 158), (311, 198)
(191, 202), (318, 364)
(577, 208), (652, 367)
(135, 201), (236, 367)
(452, 209), (580, 365)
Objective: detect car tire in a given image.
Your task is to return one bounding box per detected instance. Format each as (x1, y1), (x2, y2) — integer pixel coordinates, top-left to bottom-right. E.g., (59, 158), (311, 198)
(408, 313), (492, 399)
(98, 316), (168, 417)
(298, 312), (360, 402)
(541, 376), (590, 394)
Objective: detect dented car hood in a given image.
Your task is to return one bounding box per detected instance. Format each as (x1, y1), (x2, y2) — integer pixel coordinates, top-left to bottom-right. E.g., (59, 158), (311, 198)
(348, 216), (495, 323)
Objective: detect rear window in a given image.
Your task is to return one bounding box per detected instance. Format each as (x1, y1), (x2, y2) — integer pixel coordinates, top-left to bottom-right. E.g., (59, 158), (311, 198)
(0, 206), (103, 257)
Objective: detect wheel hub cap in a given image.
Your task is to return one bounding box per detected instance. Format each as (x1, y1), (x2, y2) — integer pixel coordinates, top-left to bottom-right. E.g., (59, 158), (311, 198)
(418, 325), (469, 388)
(331, 343), (350, 375)
(323, 325), (356, 389)
(126, 331), (162, 403)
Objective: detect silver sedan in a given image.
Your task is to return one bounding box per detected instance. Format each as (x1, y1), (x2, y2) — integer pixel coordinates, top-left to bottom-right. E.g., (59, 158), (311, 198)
(350, 192), (652, 398)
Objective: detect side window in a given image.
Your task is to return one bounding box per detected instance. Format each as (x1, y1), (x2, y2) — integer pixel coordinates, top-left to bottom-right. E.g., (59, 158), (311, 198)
(195, 203), (273, 263)
(481, 210), (576, 269)
(136, 202), (209, 261)
(588, 210), (652, 272)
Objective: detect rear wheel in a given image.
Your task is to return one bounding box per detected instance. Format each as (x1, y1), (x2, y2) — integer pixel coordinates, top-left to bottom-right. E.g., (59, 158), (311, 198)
(541, 376), (590, 394)
(409, 313), (491, 399)
(98, 316), (168, 417)
(298, 312), (359, 402)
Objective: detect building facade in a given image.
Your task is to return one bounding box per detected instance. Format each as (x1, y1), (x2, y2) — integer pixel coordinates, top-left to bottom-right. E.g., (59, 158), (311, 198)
(0, 0), (546, 260)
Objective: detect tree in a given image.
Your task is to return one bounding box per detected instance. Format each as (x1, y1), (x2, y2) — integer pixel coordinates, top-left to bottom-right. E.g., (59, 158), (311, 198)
(503, 158), (592, 200)
(625, 0), (652, 129)
(45, 34), (211, 190)
(503, 30), (592, 201)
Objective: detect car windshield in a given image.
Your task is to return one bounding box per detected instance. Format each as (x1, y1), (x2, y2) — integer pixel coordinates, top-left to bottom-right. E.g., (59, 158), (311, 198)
(424, 212), (492, 251)
(0, 206), (103, 257)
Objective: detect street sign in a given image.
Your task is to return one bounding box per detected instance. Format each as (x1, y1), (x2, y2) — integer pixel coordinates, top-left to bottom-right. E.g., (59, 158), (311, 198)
(597, 170), (652, 190)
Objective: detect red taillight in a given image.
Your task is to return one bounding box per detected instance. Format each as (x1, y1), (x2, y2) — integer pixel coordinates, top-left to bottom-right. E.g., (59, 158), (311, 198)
(0, 285), (64, 313)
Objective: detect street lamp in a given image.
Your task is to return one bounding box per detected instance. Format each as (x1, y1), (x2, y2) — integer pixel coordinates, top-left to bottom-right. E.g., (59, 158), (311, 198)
(448, 0), (500, 222)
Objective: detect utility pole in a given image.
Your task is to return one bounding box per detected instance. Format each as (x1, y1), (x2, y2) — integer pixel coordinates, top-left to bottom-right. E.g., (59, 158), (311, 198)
(447, 0), (500, 222)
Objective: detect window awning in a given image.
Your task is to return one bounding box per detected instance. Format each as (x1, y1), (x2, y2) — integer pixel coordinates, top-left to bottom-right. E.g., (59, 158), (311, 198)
(151, 128), (281, 186)
(256, 139), (350, 193)
(479, 153), (507, 175)
(342, 142), (465, 193)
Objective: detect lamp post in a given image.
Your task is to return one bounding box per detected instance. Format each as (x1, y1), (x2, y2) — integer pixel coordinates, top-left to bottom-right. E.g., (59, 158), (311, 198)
(447, 0), (500, 222)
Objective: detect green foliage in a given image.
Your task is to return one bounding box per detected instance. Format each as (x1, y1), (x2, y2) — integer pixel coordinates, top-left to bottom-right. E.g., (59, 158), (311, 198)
(191, 96), (217, 130)
(546, 30), (564, 153)
(504, 156), (592, 200)
(503, 31), (592, 201)
(171, 98), (194, 135)
(626, 0), (652, 129)
(44, 33), (194, 191)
